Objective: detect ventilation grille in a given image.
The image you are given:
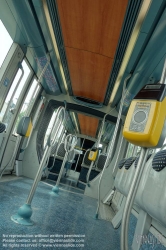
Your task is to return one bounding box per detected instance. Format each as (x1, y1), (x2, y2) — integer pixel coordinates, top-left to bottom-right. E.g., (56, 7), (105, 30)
(104, 0), (143, 105)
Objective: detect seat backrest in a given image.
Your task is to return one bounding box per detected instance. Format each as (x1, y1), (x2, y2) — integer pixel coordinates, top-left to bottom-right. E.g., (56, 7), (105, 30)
(124, 157), (136, 170)
(17, 116), (33, 137)
(53, 142), (75, 163)
(96, 154), (107, 171)
(51, 141), (59, 155)
(0, 122), (6, 133)
(81, 149), (92, 168)
(133, 153), (154, 210)
(141, 150), (166, 227)
(56, 142), (66, 159)
(119, 157), (136, 195)
(114, 158), (127, 191)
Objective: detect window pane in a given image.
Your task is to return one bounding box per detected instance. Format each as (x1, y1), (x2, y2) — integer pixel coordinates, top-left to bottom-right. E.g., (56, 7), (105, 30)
(44, 111), (57, 147)
(20, 79), (38, 116)
(0, 20), (13, 68)
(43, 111), (64, 148)
(13, 79), (41, 135)
(2, 60), (30, 127)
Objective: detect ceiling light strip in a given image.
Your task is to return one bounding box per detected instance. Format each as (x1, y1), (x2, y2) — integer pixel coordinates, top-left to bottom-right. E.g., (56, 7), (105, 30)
(109, 0), (152, 104)
(42, 0), (68, 93)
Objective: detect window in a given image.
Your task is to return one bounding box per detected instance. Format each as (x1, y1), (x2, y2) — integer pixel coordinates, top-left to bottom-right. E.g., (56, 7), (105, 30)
(13, 78), (41, 135)
(0, 20), (13, 68)
(1, 60), (30, 127)
(20, 79), (40, 116)
(44, 111), (64, 147)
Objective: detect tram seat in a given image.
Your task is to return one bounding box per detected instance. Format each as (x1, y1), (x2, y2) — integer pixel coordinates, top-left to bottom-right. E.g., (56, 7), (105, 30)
(55, 142), (75, 164)
(0, 122), (6, 149)
(136, 150), (166, 227)
(114, 158), (126, 192)
(120, 157), (137, 196)
(95, 153), (107, 171)
(81, 149), (92, 169)
(55, 142), (66, 161)
(48, 142), (76, 176)
(17, 116), (32, 137)
(50, 141), (59, 155)
(0, 122), (6, 133)
(134, 153), (153, 209)
(115, 157), (136, 195)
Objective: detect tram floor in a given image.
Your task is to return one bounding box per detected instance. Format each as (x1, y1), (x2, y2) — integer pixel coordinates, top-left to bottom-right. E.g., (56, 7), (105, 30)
(0, 177), (165, 250)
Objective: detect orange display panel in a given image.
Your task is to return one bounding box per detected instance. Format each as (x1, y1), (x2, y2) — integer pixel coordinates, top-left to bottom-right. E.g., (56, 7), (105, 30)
(56, 0), (128, 102)
(77, 113), (99, 138)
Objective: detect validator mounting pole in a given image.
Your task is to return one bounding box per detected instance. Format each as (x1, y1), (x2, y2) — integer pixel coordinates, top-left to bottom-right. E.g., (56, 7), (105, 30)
(120, 147), (149, 250)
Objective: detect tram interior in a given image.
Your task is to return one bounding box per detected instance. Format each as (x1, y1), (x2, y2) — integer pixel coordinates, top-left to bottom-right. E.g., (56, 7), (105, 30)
(0, 0), (166, 249)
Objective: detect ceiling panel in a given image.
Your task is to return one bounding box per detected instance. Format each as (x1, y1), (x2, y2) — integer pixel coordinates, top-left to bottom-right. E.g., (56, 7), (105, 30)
(66, 47), (113, 102)
(77, 113), (99, 137)
(56, 0), (128, 103)
(57, 0), (128, 57)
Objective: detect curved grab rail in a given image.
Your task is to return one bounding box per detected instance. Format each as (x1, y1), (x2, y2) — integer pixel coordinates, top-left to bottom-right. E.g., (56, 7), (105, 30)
(25, 106), (66, 205)
(47, 106), (66, 148)
(52, 134), (77, 192)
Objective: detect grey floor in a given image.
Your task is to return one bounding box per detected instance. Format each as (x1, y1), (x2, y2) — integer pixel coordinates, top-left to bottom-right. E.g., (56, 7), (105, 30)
(0, 176), (165, 250)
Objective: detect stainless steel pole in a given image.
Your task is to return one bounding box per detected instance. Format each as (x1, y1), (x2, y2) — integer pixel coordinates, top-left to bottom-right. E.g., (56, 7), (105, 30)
(55, 152), (68, 186)
(25, 107), (65, 204)
(86, 161), (94, 186)
(121, 147), (149, 250)
(26, 145), (50, 204)
(74, 138), (85, 171)
(112, 136), (124, 174)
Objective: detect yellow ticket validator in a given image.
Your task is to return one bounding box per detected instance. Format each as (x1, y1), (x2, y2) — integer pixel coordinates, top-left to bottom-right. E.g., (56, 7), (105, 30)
(88, 149), (98, 161)
(123, 84), (166, 147)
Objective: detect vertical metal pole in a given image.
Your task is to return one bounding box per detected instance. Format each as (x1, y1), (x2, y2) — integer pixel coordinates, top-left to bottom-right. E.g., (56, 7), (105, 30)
(95, 74), (131, 218)
(52, 134), (77, 193)
(132, 146), (138, 157)
(112, 136), (124, 173)
(26, 145), (50, 204)
(121, 147), (149, 250)
(86, 161), (94, 186)
(24, 107), (65, 204)
(74, 138), (85, 171)
(56, 152), (68, 187)
(160, 58), (166, 84)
